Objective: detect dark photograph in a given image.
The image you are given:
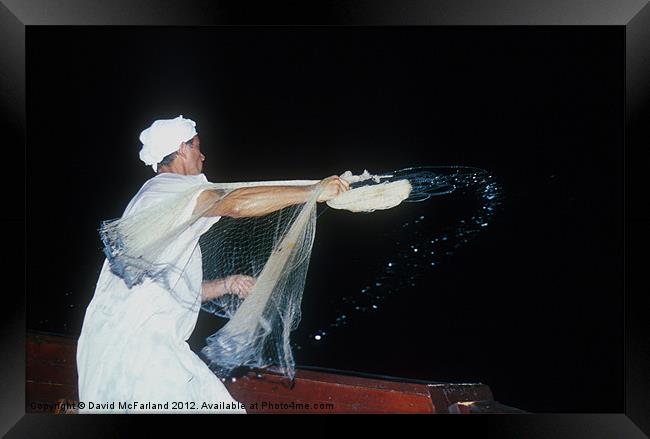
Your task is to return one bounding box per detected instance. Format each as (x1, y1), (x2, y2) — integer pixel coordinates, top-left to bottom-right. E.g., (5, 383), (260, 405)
(26, 26), (623, 415)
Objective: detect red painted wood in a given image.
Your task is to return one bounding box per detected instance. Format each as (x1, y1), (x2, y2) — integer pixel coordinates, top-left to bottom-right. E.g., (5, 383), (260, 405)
(28, 334), (77, 366)
(25, 332), (510, 414)
(223, 369), (436, 413)
(27, 359), (78, 386)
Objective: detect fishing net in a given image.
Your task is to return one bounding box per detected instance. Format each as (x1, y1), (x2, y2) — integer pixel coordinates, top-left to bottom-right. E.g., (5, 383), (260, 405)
(300, 166), (503, 345)
(98, 166), (498, 380)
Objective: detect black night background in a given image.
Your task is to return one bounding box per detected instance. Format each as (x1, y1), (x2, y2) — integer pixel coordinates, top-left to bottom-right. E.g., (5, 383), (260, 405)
(26, 27), (623, 413)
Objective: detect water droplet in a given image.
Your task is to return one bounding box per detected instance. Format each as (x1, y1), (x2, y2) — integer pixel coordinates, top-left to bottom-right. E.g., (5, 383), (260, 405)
(314, 335), (322, 340)
(231, 377), (237, 383)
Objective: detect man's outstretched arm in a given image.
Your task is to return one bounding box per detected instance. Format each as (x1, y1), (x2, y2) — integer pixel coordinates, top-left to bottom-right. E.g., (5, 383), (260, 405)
(194, 175), (350, 218)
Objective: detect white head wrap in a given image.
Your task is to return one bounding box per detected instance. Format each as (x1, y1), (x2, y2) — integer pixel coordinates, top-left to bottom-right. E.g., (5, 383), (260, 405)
(139, 115), (198, 172)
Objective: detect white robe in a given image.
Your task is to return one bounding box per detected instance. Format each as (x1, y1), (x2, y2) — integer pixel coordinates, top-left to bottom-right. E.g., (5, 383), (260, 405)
(77, 172), (247, 414)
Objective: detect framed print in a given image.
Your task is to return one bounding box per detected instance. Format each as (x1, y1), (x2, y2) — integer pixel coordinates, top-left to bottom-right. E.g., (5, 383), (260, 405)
(1, 0), (648, 436)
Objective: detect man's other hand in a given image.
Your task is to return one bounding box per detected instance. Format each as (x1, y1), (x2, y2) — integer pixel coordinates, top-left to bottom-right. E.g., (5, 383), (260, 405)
(224, 274), (256, 299)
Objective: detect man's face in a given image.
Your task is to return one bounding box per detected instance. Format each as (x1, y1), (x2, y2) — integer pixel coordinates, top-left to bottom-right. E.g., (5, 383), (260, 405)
(184, 135), (205, 175)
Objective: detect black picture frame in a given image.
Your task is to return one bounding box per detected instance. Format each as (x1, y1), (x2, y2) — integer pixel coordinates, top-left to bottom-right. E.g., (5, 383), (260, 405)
(2, 0), (648, 436)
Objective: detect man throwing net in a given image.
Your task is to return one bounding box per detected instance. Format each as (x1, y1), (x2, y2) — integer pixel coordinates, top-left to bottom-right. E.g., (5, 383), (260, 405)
(76, 115), (349, 414)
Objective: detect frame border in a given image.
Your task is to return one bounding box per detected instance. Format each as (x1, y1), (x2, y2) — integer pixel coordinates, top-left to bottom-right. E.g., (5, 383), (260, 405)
(2, 0), (648, 436)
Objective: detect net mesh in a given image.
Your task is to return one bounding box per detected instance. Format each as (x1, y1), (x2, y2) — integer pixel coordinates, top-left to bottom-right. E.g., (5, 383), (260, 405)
(98, 166), (498, 380)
